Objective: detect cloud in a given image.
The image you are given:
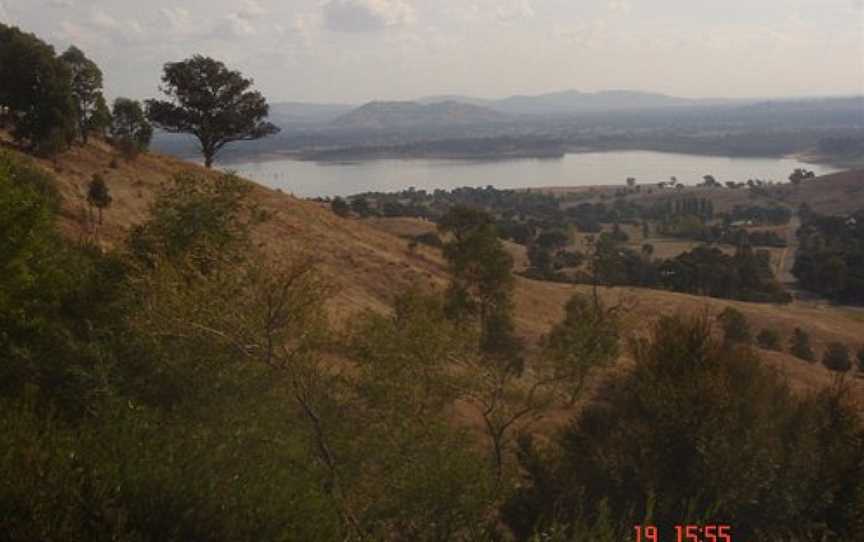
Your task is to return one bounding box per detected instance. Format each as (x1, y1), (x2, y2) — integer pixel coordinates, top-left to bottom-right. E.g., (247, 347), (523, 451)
(608, 0), (632, 15)
(322, 0), (415, 33)
(495, 0), (535, 23)
(46, 0), (74, 7)
(211, 0), (269, 40)
(237, 0), (267, 19)
(220, 13), (257, 38)
(160, 7), (192, 33)
(90, 9), (120, 30)
(0, 1), (7, 20)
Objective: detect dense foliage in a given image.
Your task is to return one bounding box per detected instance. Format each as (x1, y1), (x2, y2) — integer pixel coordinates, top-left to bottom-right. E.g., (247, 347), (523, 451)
(793, 210), (864, 304)
(0, 23), (76, 153)
(146, 55), (279, 168)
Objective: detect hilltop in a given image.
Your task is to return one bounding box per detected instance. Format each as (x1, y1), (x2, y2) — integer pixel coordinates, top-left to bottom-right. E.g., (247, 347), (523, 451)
(7, 136), (862, 397)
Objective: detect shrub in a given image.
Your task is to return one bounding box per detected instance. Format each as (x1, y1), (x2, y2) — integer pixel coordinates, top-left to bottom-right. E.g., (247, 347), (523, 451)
(413, 232), (443, 248)
(718, 307), (751, 344)
(331, 197), (350, 218)
(790, 327), (815, 362)
(823, 343), (852, 373)
(756, 328), (782, 351)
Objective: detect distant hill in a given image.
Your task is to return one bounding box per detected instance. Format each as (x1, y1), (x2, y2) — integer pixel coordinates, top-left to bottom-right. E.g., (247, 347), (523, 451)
(268, 102), (355, 125)
(419, 89), (742, 116)
(330, 100), (510, 131)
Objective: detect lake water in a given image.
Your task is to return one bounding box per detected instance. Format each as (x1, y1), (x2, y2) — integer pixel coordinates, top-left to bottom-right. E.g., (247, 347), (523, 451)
(223, 151), (841, 198)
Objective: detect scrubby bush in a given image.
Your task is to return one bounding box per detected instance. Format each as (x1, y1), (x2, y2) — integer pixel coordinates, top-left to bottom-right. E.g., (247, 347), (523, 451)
(331, 196), (350, 218)
(756, 328), (782, 351)
(718, 307), (751, 344)
(823, 343), (852, 373)
(790, 327), (815, 362)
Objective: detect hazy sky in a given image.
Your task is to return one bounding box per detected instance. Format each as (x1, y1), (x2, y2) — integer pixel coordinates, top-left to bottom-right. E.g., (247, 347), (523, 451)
(2, 0), (862, 103)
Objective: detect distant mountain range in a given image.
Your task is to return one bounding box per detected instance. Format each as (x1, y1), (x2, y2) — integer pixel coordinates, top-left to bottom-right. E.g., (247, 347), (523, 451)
(416, 90), (742, 115)
(268, 90), (755, 128)
(330, 100), (509, 131)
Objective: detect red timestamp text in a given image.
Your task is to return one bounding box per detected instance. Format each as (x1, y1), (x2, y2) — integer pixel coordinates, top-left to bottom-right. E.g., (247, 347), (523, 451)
(634, 524), (732, 542)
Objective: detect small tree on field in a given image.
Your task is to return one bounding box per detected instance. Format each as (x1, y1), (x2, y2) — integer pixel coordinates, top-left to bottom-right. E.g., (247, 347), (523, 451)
(789, 168), (816, 186)
(111, 98), (152, 159)
(790, 328), (815, 362)
(757, 329), (782, 351)
(86, 173), (111, 225)
(822, 343), (852, 373)
(146, 55), (279, 168)
(331, 197), (350, 218)
(718, 307), (751, 344)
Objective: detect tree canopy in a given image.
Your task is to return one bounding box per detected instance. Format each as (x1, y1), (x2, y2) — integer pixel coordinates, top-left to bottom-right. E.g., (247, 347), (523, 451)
(145, 55), (279, 168)
(59, 45), (104, 143)
(0, 23), (76, 153)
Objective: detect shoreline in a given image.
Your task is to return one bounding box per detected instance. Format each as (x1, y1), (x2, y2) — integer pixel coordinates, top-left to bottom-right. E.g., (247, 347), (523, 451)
(207, 147), (859, 169)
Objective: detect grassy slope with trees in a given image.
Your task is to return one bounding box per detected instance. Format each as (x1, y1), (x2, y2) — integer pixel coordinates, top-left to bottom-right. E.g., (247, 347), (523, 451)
(2, 20), (864, 541)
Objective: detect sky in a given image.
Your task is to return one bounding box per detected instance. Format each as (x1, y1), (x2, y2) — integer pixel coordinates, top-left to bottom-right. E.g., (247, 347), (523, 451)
(1, 0), (862, 103)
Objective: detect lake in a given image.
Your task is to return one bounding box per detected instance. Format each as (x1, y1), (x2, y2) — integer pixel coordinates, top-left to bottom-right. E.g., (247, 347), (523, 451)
(223, 151), (841, 198)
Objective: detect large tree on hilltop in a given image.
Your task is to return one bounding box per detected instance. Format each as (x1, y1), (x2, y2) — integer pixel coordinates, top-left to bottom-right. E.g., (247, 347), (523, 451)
(59, 45), (104, 143)
(145, 55), (279, 168)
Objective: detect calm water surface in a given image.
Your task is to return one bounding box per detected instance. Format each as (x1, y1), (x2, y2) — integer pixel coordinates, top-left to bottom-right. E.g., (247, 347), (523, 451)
(224, 151), (841, 198)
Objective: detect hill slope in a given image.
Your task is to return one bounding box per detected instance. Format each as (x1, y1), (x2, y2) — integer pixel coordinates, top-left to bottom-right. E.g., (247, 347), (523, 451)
(7, 137), (862, 396)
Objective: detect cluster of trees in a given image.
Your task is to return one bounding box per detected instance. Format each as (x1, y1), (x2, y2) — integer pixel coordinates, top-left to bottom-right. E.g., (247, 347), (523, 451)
(659, 219), (787, 248)
(722, 204), (792, 226)
(793, 210), (864, 304)
(522, 231), (790, 304)
(0, 24), (152, 157)
(657, 245), (790, 303)
(1, 24), (278, 169)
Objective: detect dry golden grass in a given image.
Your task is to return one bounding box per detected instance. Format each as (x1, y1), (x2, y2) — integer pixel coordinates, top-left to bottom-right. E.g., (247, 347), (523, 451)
(7, 138), (863, 401)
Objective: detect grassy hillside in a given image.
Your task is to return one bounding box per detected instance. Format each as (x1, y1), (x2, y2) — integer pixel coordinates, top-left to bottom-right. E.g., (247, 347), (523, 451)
(8, 135), (859, 398)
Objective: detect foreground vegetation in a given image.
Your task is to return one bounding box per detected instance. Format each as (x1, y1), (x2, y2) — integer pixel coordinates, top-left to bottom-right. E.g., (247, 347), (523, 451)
(2, 149), (863, 540)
